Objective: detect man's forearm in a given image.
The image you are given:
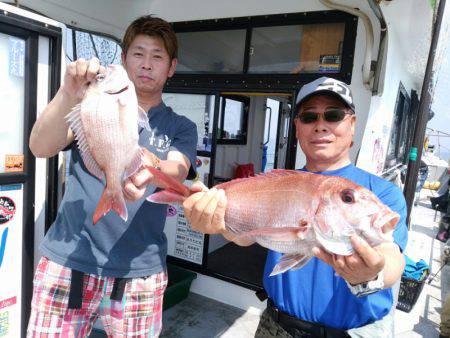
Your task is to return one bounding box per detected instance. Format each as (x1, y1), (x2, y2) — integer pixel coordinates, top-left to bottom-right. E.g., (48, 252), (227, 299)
(29, 88), (77, 158)
(157, 159), (189, 183)
(378, 243), (405, 288)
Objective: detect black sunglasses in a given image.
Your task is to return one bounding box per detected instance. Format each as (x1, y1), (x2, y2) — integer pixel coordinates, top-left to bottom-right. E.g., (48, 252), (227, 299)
(296, 109), (353, 124)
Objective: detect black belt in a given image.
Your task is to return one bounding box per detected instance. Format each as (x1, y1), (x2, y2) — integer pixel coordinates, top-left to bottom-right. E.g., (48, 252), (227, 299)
(68, 269), (130, 309)
(267, 299), (350, 338)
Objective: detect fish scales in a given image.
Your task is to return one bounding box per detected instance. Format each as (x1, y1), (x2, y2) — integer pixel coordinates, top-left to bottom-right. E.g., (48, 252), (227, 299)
(145, 167), (400, 275)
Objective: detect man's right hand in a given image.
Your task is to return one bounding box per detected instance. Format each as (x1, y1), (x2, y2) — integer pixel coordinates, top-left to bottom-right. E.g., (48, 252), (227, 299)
(61, 57), (105, 101)
(183, 183), (255, 246)
(183, 182), (228, 235)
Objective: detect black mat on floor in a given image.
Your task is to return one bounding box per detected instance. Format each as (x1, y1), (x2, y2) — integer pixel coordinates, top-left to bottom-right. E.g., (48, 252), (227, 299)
(207, 242), (267, 287)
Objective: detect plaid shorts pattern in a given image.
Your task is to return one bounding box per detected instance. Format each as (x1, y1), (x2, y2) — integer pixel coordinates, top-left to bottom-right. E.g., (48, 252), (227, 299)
(27, 257), (168, 337)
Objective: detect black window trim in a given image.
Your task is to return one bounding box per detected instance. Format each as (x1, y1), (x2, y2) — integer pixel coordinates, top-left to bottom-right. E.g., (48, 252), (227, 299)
(384, 82), (411, 169)
(168, 10), (358, 91)
(217, 94), (250, 145)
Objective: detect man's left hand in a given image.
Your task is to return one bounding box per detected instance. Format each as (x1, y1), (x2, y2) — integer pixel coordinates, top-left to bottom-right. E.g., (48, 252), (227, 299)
(123, 167), (154, 201)
(313, 235), (385, 285)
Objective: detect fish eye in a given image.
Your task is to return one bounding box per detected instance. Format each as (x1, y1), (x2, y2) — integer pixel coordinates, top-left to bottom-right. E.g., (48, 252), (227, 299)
(340, 189), (355, 204)
(95, 73), (106, 82)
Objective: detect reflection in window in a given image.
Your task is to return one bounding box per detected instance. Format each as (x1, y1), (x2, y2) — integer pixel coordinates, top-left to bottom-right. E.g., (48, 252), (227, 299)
(162, 93), (215, 152)
(177, 30), (246, 73)
(69, 29), (122, 66)
(248, 23), (345, 74)
(385, 84), (412, 169)
(0, 34), (25, 173)
(218, 96), (249, 144)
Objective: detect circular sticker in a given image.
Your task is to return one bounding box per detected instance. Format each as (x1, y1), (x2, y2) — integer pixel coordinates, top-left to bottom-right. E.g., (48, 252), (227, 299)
(195, 158), (202, 167)
(166, 205), (177, 217)
(0, 197), (16, 225)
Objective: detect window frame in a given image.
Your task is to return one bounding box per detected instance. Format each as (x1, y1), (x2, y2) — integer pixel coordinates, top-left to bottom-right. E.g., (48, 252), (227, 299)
(384, 83), (412, 169)
(217, 95), (250, 145)
(168, 10), (357, 91)
(67, 25), (122, 64)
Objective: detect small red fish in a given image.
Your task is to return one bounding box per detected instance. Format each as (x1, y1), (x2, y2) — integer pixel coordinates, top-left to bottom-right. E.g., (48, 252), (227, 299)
(66, 65), (151, 225)
(145, 167), (399, 276)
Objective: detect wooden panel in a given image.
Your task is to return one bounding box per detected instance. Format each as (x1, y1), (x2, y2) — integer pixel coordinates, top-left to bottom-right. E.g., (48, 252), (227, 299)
(294, 23), (345, 73)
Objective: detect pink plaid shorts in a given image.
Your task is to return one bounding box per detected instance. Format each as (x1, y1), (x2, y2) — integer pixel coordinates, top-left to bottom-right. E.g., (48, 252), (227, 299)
(27, 257), (168, 337)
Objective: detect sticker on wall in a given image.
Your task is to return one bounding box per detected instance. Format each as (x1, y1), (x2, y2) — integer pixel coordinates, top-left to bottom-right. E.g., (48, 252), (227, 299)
(167, 205), (177, 217)
(8, 37), (25, 78)
(0, 197), (15, 225)
(0, 311), (9, 337)
(318, 54), (341, 73)
(4, 155), (24, 173)
(0, 228), (8, 269)
(0, 297), (16, 311)
(195, 158), (202, 167)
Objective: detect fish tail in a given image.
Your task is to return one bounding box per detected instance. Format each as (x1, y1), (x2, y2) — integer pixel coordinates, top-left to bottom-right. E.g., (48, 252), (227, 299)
(145, 166), (191, 204)
(93, 187), (128, 225)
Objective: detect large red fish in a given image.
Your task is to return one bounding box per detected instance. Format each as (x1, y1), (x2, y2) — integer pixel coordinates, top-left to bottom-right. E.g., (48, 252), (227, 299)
(66, 65), (151, 225)
(145, 167), (400, 276)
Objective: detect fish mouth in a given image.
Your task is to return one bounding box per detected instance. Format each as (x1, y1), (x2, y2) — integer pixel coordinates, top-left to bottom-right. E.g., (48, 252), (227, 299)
(105, 85), (129, 95)
(373, 212), (400, 234)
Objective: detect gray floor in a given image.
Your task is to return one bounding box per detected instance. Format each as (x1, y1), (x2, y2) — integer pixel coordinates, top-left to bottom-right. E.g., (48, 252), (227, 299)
(161, 293), (260, 338)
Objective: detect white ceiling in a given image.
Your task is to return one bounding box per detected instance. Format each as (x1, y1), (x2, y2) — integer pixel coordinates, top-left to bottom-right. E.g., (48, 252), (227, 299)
(2, 0), (434, 88)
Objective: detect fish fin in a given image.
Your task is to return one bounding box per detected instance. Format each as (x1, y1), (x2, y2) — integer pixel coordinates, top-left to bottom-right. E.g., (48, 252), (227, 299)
(147, 189), (187, 204)
(137, 105), (151, 131)
(66, 105), (104, 180)
(93, 188), (128, 225)
(145, 166), (191, 197)
(270, 254), (311, 276)
(124, 148), (143, 179)
(216, 169), (302, 190)
(242, 227), (309, 241)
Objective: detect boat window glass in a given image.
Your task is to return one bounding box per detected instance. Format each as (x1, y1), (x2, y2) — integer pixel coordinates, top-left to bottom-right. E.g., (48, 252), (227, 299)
(67, 28), (122, 66)
(0, 33), (25, 174)
(385, 84), (411, 168)
(217, 95), (249, 145)
(177, 30), (246, 73)
(162, 93), (216, 152)
(248, 23), (345, 74)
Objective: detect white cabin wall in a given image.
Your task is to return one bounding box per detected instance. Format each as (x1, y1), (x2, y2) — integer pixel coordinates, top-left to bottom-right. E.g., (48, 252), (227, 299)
(215, 96), (266, 178)
(34, 36), (50, 269)
(356, 0), (432, 175)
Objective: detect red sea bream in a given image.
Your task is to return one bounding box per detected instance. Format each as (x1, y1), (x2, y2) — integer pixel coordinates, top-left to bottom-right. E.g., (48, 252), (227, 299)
(145, 167), (400, 276)
(66, 65), (150, 225)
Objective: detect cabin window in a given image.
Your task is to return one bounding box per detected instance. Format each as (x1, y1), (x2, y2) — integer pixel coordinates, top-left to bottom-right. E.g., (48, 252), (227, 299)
(169, 11), (357, 90)
(0, 34), (25, 173)
(66, 28), (122, 66)
(385, 83), (411, 168)
(177, 29), (247, 73)
(217, 95), (250, 145)
(162, 93), (216, 153)
(248, 23), (345, 74)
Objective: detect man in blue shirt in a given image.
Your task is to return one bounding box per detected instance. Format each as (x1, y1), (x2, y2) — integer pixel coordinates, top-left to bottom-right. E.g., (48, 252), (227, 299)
(28, 16), (197, 337)
(183, 77), (407, 337)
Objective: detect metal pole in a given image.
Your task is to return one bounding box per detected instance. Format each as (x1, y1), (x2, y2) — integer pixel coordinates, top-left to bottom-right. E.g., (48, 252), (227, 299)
(403, 0), (447, 226)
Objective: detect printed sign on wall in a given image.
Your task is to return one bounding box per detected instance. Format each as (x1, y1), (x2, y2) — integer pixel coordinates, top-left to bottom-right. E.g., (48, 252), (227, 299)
(4, 155), (24, 173)
(164, 156), (210, 265)
(0, 184), (23, 338)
